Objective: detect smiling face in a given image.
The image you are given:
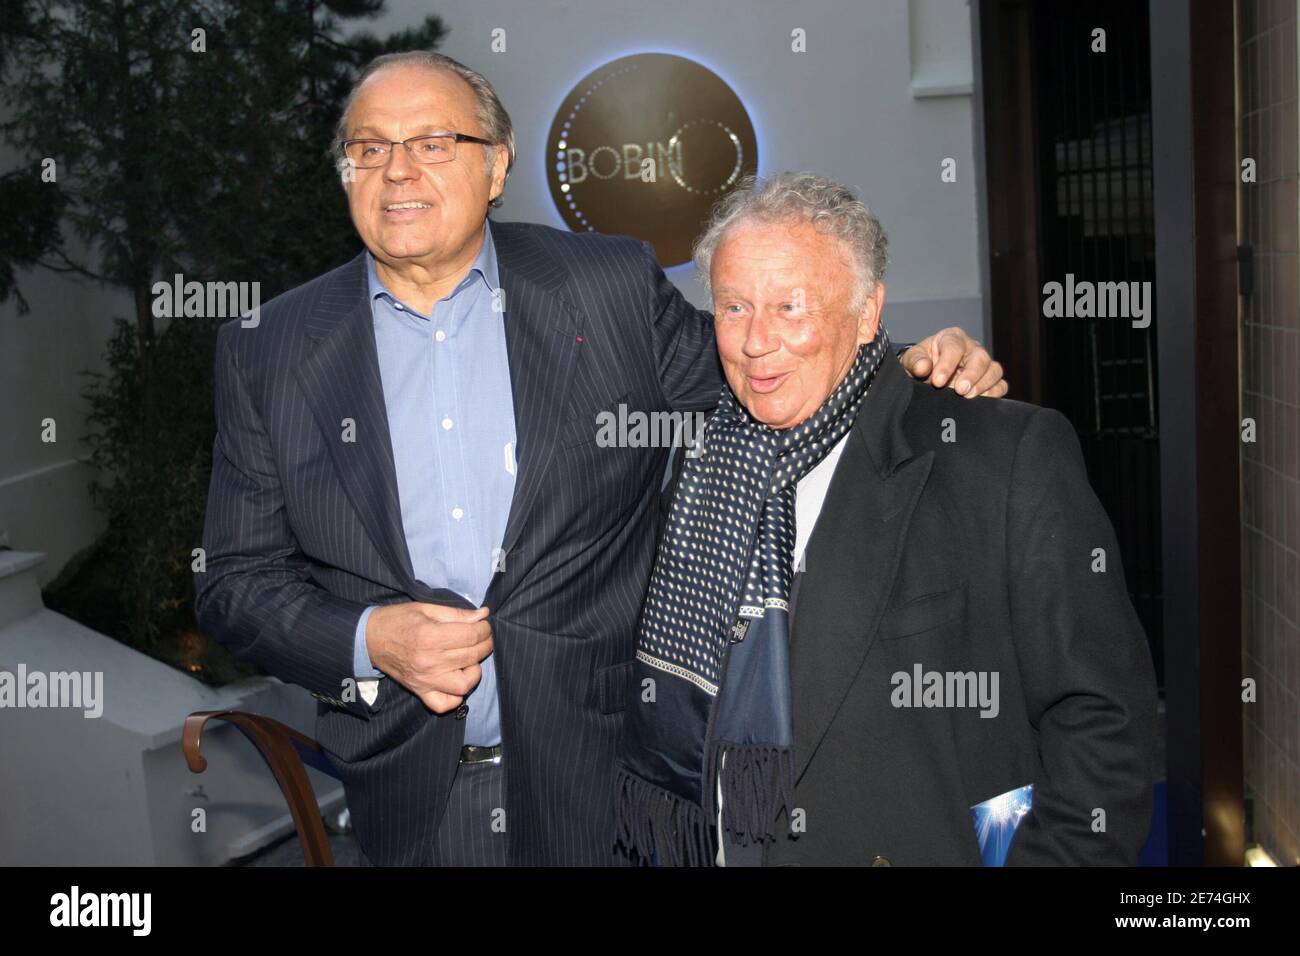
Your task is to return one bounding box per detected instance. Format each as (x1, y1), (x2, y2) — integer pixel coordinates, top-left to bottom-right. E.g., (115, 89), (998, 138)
(711, 220), (884, 430)
(343, 64), (508, 272)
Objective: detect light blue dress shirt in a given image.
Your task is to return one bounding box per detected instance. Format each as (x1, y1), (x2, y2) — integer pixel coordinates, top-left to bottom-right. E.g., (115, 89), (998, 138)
(352, 222), (515, 746)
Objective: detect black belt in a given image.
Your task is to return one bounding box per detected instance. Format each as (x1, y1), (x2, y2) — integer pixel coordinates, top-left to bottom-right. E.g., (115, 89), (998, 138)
(459, 744), (502, 765)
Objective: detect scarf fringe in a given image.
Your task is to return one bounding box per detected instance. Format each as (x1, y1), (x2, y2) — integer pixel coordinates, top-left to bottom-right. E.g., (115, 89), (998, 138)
(614, 768), (716, 867)
(706, 742), (796, 847)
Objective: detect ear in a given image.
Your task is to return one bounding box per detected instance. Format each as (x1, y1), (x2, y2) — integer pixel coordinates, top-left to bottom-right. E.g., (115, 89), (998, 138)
(856, 281), (886, 345)
(488, 143), (510, 202)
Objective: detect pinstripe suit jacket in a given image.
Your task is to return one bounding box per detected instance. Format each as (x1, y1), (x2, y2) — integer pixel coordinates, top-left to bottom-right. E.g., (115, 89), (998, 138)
(194, 219), (723, 865)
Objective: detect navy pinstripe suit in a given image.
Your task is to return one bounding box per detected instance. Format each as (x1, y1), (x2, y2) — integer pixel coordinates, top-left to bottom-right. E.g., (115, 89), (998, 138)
(194, 219), (723, 865)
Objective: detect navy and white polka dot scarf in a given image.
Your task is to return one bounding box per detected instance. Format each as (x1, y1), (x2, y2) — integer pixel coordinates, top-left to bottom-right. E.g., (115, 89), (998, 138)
(616, 328), (891, 865)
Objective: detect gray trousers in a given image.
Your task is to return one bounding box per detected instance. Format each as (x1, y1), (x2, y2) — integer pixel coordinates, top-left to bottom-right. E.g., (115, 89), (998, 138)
(357, 759), (508, 867)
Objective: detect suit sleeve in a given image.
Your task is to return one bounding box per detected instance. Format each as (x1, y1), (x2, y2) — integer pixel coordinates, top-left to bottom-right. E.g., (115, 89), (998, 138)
(641, 241), (725, 412)
(1003, 407), (1159, 865)
(193, 323), (375, 719)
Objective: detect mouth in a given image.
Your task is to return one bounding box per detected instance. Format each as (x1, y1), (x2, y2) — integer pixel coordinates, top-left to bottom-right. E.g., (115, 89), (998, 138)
(746, 372), (789, 394)
(383, 200), (434, 219)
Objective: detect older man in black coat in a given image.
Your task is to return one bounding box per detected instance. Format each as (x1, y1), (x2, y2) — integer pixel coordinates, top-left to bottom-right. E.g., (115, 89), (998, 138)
(616, 172), (1158, 867)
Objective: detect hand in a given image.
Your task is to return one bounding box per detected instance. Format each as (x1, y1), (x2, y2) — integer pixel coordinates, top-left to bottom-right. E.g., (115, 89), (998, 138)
(364, 603), (494, 714)
(901, 326), (1008, 398)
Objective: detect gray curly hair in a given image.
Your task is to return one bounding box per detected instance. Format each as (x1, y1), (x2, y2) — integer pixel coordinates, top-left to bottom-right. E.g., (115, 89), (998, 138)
(332, 51), (515, 208)
(693, 172), (889, 312)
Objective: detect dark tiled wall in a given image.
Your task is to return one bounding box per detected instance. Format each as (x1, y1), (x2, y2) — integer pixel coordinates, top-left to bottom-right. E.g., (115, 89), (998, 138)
(1240, 0), (1300, 867)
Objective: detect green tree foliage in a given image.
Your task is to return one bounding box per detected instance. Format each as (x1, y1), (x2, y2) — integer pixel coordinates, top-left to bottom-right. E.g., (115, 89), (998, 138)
(0, 0), (447, 677)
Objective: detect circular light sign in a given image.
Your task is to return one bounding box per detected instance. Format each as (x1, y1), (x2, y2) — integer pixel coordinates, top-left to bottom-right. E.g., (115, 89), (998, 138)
(546, 53), (759, 267)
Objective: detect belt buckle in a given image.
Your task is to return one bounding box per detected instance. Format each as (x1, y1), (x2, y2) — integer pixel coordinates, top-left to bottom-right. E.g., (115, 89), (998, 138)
(459, 744), (502, 765)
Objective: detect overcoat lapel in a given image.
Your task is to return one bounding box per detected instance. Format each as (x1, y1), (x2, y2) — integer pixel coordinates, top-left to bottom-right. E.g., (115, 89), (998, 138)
(789, 358), (934, 781)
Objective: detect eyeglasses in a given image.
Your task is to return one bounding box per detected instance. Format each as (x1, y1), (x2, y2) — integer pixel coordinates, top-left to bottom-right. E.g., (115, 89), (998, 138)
(340, 132), (495, 169)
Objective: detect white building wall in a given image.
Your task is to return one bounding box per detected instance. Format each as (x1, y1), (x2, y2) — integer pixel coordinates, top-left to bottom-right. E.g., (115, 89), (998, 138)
(373, 0), (986, 340)
(0, 207), (124, 584)
(0, 0), (987, 585)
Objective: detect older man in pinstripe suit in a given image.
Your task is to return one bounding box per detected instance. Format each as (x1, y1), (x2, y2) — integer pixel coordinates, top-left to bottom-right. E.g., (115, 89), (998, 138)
(193, 51), (1005, 866)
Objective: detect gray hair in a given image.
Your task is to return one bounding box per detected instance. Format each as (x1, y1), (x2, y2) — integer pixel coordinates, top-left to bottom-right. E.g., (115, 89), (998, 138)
(331, 51), (515, 207)
(693, 172), (889, 311)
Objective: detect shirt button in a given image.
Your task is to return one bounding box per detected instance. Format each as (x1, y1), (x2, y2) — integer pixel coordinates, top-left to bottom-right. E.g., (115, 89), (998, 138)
(870, 855), (892, 867)
(451, 507), (464, 520)
(441, 417), (453, 430)
(435, 329), (446, 342)
(454, 704), (469, 720)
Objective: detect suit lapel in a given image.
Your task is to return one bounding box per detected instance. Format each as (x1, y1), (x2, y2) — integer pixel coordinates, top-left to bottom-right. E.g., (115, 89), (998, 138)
(789, 358), (933, 781)
(293, 223), (583, 604)
(488, 221), (583, 574)
(295, 252), (416, 592)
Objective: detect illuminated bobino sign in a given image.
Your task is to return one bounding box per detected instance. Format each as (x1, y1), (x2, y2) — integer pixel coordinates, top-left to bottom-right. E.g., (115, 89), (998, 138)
(546, 53), (758, 267)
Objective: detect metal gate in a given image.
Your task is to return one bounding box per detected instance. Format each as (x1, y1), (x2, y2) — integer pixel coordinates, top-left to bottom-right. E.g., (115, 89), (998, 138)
(1031, 2), (1164, 678)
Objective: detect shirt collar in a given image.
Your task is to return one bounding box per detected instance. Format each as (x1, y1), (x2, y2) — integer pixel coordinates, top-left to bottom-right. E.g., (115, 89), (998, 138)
(365, 219), (499, 310)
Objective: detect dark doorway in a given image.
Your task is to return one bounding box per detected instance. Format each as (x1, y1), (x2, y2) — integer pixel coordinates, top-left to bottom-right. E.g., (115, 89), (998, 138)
(977, 0), (1245, 867)
(979, 0), (1164, 681)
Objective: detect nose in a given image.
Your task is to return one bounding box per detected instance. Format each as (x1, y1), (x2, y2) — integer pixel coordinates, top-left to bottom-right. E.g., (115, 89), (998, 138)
(741, 310), (778, 358)
(382, 143), (420, 184)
